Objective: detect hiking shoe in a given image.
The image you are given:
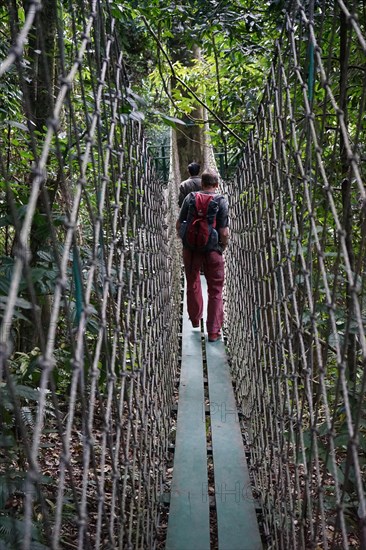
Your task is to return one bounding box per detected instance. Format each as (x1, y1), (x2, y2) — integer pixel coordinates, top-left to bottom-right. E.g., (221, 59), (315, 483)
(208, 332), (221, 342)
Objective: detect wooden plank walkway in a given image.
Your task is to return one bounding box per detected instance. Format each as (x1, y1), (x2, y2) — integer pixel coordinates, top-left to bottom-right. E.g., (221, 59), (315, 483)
(165, 279), (210, 550)
(206, 342), (262, 550)
(166, 277), (262, 550)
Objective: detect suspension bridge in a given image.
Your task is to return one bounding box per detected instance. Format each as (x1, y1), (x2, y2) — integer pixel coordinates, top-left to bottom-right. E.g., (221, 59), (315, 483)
(0, 1), (365, 549)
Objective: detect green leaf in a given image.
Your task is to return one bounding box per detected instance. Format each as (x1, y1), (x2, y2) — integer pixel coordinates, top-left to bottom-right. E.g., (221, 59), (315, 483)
(0, 278), (10, 294)
(0, 384), (40, 402)
(20, 406), (34, 428)
(0, 215), (13, 228)
(0, 474), (21, 509)
(159, 114), (187, 127)
(3, 120), (29, 132)
(127, 88), (147, 106)
(129, 111), (145, 122)
(0, 516), (39, 544)
(30, 268), (49, 283)
(37, 250), (54, 262)
(0, 435), (16, 448)
(333, 433), (350, 448)
(0, 296), (34, 310)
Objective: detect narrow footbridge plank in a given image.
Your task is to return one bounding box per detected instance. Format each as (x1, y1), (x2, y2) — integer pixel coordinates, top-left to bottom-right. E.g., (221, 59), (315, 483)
(165, 291), (210, 550)
(206, 339), (262, 550)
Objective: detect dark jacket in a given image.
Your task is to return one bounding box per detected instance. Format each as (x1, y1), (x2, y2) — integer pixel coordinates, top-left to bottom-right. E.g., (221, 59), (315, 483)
(178, 176), (201, 207)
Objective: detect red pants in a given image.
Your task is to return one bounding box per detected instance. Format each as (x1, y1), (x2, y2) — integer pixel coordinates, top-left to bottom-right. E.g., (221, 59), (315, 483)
(183, 248), (225, 333)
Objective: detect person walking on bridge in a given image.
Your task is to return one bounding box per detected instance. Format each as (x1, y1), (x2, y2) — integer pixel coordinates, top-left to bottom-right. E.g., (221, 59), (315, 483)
(176, 168), (229, 342)
(178, 162), (201, 207)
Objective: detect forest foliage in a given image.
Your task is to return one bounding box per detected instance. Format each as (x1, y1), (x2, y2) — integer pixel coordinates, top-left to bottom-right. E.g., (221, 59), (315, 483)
(1, 0), (366, 548)
(107, 0), (283, 162)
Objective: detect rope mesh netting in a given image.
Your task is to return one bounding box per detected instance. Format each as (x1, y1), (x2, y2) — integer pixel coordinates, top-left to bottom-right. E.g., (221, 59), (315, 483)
(2, 0), (366, 549)
(0, 1), (181, 548)
(225, 1), (366, 548)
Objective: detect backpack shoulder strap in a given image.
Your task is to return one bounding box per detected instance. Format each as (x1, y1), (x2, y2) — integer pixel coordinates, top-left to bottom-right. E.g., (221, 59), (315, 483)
(187, 191), (197, 209)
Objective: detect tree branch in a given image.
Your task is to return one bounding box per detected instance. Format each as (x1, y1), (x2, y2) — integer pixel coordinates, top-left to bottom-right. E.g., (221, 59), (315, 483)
(141, 15), (246, 146)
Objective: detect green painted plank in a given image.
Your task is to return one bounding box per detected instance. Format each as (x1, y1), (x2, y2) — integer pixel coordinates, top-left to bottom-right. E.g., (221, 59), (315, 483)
(206, 340), (262, 550)
(165, 286), (210, 550)
(199, 275), (261, 549)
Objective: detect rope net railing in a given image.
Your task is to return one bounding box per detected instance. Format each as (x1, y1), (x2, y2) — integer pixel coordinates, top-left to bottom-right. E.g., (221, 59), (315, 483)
(0, 2), (181, 548)
(225, 1), (366, 548)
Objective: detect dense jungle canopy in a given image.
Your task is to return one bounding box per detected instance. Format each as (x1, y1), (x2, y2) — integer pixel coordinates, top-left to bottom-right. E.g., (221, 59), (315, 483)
(109, 0), (283, 173)
(1, 0), (283, 179)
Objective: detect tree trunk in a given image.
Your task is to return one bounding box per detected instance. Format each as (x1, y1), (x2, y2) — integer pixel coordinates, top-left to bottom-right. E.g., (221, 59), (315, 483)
(18, 0), (58, 351)
(24, 0), (57, 133)
(170, 44), (205, 177)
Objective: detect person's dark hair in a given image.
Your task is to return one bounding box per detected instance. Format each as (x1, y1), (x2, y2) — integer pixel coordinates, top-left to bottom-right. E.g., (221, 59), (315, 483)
(188, 162), (200, 176)
(201, 168), (219, 188)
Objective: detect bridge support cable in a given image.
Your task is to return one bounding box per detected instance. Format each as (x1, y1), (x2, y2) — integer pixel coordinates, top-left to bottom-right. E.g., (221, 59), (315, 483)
(2, 0), (366, 548)
(224, 2), (366, 548)
(0, 2), (181, 548)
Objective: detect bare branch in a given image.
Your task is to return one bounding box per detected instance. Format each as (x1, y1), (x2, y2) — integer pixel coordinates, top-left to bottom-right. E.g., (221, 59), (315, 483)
(141, 15), (246, 146)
